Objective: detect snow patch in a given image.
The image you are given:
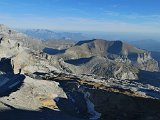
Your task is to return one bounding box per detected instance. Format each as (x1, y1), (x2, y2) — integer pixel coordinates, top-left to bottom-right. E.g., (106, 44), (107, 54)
(84, 92), (101, 120)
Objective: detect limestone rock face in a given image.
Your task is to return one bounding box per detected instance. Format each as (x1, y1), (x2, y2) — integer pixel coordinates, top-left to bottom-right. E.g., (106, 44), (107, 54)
(0, 76), (67, 110)
(121, 71), (137, 80)
(136, 52), (159, 71)
(0, 24), (44, 51)
(0, 25), (60, 74)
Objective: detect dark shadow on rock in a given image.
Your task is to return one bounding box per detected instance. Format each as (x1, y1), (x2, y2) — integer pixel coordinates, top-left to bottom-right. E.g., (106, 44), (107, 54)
(0, 57), (26, 97)
(64, 57), (93, 66)
(0, 58), (14, 74)
(128, 70), (160, 98)
(33, 72), (47, 76)
(108, 41), (123, 55)
(75, 40), (95, 46)
(0, 74), (25, 97)
(54, 79), (160, 120)
(128, 53), (138, 61)
(53, 80), (89, 119)
(138, 88), (160, 99)
(43, 47), (65, 55)
(0, 105), (84, 120)
(86, 88), (160, 120)
(137, 70), (160, 87)
(25, 71), (160, 120)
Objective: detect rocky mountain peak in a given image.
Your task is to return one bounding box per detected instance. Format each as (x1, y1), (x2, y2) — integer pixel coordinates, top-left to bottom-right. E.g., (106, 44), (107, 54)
(67, 39), (146, 58)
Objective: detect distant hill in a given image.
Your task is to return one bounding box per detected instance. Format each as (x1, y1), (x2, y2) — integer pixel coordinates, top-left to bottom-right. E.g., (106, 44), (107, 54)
(56, 39), (159, 80)
(66, 39), (145, 59)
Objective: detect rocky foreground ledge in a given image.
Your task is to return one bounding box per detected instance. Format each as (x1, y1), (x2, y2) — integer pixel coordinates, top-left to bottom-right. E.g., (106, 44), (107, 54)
(28, 71), (160, 120)
(1, 71), (160, 120)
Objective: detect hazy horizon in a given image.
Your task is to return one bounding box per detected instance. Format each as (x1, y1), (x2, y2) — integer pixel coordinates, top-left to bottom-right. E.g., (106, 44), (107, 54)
(1, 0), (160, 40)
(14, 27), (160, 41)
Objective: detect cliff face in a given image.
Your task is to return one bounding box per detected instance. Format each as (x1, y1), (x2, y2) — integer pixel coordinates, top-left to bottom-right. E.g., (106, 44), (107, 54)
(136, 52), (159, 71)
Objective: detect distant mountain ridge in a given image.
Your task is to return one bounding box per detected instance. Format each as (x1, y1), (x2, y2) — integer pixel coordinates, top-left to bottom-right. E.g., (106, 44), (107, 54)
(17, 29), (88, 41)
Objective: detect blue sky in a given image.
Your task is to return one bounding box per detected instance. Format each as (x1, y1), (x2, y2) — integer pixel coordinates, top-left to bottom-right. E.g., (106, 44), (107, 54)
(0, 0), (160, 34)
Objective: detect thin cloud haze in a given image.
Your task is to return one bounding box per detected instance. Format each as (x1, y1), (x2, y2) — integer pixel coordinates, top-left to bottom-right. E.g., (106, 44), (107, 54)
(0, 0), (160, 37)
